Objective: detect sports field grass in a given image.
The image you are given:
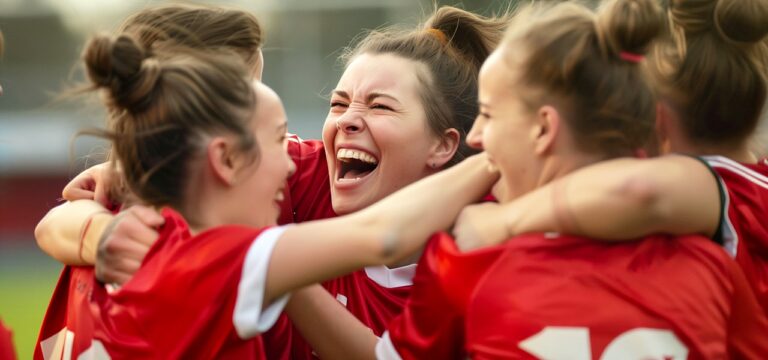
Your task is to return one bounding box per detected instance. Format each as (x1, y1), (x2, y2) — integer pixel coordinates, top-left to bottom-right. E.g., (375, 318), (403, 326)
(0, 242), (61, 360)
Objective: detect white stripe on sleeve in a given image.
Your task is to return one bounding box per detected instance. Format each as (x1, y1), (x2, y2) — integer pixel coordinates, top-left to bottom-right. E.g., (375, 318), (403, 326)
(233, 226), (291, 339)
(375, 331), (404, 360)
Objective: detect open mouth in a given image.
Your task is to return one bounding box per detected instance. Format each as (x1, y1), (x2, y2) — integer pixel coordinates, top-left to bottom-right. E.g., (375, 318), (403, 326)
(336, 148), (379, 181)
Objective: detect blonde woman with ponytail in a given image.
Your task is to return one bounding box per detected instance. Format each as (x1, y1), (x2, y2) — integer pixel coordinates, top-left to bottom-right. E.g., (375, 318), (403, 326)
(455, 0), (768, 317)
(284, 0), (768, 358)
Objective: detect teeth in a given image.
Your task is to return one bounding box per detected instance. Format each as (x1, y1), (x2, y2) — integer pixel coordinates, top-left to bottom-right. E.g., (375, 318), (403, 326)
(337, 148), (378, 164)
(276, 191), (284, 202)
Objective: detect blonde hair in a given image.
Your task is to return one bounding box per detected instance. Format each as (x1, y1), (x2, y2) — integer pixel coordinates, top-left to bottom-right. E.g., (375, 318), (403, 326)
(651, 0), (768, 147)
(501, 0), (663, 158)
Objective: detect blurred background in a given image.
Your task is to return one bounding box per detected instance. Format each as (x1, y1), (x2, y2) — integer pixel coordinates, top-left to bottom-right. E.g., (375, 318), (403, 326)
(0, 0), (510, 357)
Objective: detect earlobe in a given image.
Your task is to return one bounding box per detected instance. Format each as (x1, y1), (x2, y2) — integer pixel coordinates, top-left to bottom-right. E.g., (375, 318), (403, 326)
(427, 128), (461, 169)
(534, 105), (559, 155)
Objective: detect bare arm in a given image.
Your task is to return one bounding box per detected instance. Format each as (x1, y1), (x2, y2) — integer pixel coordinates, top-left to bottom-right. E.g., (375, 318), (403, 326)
(264, 153), (498, 306)
(35, 200), (114, 265)
(286, 285), (377, 360)
(35, 200), (162, 284)
(455, 155), (721, 250)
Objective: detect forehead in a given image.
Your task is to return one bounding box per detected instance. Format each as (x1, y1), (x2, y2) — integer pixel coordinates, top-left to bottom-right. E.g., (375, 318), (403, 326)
(337, 53), (424, 98)
(479, 49), (516, 99)
(252, 81), (285, 128)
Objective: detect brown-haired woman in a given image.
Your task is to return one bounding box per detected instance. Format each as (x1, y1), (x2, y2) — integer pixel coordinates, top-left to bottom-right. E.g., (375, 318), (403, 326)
(36, 5), (510, 359)
(279, 0), (768, 358)
(43, 30), (496, 358)
(454, 0), (768, 315)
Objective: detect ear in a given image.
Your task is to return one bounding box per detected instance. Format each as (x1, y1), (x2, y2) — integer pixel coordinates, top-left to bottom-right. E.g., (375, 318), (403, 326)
(427, 128), (461, 169)
(532, 105), (560, 156)
(207, 136), (241, 186)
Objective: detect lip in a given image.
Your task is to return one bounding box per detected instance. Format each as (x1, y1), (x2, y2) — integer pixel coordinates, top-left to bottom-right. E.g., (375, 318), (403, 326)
(333, 143), (380, 191)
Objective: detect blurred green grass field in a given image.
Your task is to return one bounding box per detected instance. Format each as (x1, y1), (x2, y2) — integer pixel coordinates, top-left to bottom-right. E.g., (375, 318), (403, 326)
(0, 242), (61, 360)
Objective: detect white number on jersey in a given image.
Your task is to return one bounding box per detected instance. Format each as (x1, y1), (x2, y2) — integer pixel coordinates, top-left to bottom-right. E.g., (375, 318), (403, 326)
(519, 326), (688, 360)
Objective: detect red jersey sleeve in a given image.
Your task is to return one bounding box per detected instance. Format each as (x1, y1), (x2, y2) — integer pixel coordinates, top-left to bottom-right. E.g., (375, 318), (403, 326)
(279, 135), (335, 225)
(702, 156), (768, 312)
(91, 209), (290, 359)
(377, 233), (505, 360)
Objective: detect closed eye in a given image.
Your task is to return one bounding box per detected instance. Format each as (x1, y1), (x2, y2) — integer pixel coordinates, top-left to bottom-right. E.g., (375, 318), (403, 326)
(371, 104), (393, 111)
(331, 101), (348, 109)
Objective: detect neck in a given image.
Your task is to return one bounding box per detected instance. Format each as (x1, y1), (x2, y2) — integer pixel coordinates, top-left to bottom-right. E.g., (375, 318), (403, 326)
(536, 151), (604, 188)
(669, 136), (757, 163)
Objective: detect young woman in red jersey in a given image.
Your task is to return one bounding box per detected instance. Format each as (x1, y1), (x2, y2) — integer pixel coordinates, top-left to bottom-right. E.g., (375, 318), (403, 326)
(36, 6), (510, 359)
(453, 0), (768, 314)
(37, 28), (497, 359)
(278, 0), (768, 359)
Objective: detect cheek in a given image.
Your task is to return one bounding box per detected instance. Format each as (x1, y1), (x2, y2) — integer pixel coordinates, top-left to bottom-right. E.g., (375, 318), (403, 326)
(369, 117), (429, 152)
(321, 115), (337, 144)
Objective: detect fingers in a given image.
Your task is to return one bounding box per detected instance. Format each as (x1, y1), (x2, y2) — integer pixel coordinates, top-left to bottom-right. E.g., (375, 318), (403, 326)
(62, 188), (96, 202)
(96, 255), (143, 285)
(62, 174), (96, 201)
(129, 206), (165, 228)
(95, 205), (163, 285)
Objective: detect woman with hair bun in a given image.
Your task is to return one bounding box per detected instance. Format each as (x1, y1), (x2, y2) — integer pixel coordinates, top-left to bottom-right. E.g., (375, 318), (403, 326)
(456, 0), (768, 316)
(36, 5), (511, 359)
(45, 30), (496, 359)
(285, 0), (768, 358)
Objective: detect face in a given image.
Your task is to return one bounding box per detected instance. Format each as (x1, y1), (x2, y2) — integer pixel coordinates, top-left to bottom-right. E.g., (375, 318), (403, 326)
(466, 48), (541, 203)
(322, 53), (439, 215)
(235, 81), (295, 227)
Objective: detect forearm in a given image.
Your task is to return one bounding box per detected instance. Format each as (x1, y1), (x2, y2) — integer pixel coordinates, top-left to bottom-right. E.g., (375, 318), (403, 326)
(508, 156), (720, 239)
(35, 200), (114, 265)
(266, 154), (497, 305)
(361, 153), (498, 261)
(286, 285), (377, 360)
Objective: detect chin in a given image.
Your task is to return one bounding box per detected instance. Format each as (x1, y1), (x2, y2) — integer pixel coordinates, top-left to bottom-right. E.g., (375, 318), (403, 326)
(331, 195), (372, 216)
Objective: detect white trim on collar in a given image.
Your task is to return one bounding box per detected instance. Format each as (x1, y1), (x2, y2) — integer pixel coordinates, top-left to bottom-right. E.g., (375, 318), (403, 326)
(364, 264), (417, 288)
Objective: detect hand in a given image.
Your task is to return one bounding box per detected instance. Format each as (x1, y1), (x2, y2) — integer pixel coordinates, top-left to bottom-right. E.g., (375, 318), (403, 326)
(62, 163), (114, 206)
(95, 205), (164, 285)
(453, 203), (509, 252)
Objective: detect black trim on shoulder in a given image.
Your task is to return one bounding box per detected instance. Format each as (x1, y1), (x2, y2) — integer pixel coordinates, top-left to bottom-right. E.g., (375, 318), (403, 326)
(687, 155), (726, 246)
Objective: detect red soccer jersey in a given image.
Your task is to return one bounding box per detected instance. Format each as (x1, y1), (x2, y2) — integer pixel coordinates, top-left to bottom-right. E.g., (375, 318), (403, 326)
(72, 208), (288, 359)
(35, 266), (100, 360)
(278, 135), (336, 225)
(264, 135), (415, 360)
(380, 233), (768, 360)
(703, 155), (768, 313)
(0, 319), (16, 360)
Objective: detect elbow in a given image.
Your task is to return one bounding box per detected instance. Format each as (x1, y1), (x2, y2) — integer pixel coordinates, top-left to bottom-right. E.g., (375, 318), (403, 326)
(34, 208), (59, 258)
(615, 176), (665, 223)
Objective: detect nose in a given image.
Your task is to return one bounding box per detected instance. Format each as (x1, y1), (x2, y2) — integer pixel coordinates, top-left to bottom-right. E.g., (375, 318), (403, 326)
(466, 117), (485, 150)
(336, 112), (366, 134)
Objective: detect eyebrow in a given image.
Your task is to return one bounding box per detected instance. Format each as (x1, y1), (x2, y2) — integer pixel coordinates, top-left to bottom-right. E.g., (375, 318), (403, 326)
(332, 90), (402, 105)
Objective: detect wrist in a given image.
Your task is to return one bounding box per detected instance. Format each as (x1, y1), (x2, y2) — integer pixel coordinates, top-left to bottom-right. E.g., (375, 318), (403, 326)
(80, 212), (113, 264)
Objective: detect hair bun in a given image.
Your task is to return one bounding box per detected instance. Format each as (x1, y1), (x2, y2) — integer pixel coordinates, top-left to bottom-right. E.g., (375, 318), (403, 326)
(595, 0), (663, 60)
(423, 6), (509, 70)
(83, 34), (161, 112)
(714, 0), (768, 44)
